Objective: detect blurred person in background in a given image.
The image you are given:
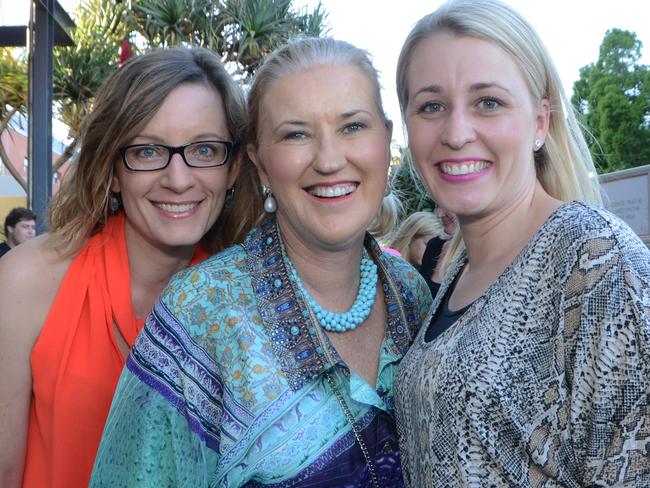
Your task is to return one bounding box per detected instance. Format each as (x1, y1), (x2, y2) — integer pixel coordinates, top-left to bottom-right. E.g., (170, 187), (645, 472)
(390, 211), (443, 272)
(0, 207), (36, 258)
(418, 206), (457, 297)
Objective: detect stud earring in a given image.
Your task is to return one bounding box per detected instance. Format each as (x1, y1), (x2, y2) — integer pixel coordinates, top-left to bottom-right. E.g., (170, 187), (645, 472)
(534, 139), (543, 151)
(262, 185), (277, 213)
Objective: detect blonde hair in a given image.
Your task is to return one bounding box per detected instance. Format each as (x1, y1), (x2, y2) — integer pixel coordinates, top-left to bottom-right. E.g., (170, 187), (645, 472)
(247, 37), (387, 147)
(367, 192), (403, 243)
(396, 0), (602, 267)
(391, 211), (444, 264)
(49, 47), (262, 256)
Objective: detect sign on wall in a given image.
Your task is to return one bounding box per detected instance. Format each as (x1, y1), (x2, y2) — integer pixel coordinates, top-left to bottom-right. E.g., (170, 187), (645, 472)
(600, 164), (650, 245)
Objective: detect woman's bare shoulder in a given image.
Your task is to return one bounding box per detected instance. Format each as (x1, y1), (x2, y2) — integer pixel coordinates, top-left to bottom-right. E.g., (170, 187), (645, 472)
(0, 234), (75, 340)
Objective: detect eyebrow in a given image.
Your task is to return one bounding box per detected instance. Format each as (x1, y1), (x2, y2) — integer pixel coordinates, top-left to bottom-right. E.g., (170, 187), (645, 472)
(273, 109), (372, 132)
(412, 82), (513, 97)
(133, 133), (225, 143)
(469, 82), (513, 95)
(413, 85), (443, 97)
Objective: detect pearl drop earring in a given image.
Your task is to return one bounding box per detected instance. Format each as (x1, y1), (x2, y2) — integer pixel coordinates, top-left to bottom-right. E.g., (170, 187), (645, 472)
(262, 185), (277, 213)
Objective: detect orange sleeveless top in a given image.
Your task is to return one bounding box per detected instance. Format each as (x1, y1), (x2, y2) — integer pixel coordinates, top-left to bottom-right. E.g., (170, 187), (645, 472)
(22, 213), (208, 487)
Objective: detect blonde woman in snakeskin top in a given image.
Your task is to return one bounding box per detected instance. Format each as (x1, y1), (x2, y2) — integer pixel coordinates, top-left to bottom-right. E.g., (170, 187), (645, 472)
(393, 0), (650, 486)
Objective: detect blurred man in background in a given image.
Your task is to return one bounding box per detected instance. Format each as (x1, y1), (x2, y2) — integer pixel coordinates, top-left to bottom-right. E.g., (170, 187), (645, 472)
(0, 207), (36, 258)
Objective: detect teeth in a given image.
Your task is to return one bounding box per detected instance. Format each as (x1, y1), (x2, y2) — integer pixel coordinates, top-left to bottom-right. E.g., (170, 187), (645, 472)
(156, 202), (198, 213)
(308, 183), (357, 198)
(439, 161), (489, 175)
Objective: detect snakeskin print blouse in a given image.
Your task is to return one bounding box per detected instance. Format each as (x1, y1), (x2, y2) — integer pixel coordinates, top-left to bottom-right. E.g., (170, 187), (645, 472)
(395, 202), (650, 487)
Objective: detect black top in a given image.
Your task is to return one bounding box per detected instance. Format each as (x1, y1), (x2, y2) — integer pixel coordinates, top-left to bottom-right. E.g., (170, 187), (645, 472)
(419, 236), (446, 298)
(0, 241), (11, 258)
(424, 282), (470, 343)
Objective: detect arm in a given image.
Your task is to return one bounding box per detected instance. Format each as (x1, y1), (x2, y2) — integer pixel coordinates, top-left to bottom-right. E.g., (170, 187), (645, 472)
(0, 241), (61, 487)
(561, 233), (650, 486)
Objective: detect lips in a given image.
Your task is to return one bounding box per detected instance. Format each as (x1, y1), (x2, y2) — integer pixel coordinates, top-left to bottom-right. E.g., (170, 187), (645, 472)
(439, 161), (490, 175)
(305, 182), (358, 198)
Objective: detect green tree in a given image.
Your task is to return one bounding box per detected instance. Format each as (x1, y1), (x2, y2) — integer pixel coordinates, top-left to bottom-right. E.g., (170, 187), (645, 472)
(572, 29), (650, 172)
(128, 0), (328, 79)
(53, 0), (128, 173)
(391, 149), (435, 217)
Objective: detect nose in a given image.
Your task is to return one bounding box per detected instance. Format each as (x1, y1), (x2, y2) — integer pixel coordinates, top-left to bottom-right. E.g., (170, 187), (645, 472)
(312, 133), (347, 174)
(440, 108), (476, 149)
(161, 153), (196, 192)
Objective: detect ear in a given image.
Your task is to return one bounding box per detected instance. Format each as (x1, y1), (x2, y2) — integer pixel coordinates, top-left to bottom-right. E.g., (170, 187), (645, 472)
(110, 174), (121, 193)
(535, 98), (551, 144)
(226, 152), (241, 190)
(110, 163), (121, 193)
(247, 143), (269, 187)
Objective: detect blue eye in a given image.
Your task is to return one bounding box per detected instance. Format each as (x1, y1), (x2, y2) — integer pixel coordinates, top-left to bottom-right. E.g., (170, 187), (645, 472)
(283, 131), (307, 141)
(479, 97), (502, 110)
(342, 122), (365, 134)
(418, 101), (445, 114)
(135, 146), (163, 159)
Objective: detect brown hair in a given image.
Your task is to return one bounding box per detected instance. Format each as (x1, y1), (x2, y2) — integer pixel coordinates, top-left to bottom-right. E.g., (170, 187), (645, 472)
(49, 47), (262, 255)
(3, 207), (36, 238)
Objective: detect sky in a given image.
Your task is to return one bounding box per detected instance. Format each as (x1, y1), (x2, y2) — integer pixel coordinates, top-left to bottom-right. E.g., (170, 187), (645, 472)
(2, 0), (649, 146)
(293, 0), (650, 146)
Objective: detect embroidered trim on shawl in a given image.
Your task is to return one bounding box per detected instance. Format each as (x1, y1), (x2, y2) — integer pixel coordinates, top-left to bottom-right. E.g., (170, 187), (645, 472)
(242, 217), (422, 391)
(127, 300), (232, 451)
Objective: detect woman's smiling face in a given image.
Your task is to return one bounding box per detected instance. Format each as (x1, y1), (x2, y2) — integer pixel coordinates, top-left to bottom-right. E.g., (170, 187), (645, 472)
(405, 33), (549, 223)
(249, 64), (392, 252)
(112, 82), (238, 254)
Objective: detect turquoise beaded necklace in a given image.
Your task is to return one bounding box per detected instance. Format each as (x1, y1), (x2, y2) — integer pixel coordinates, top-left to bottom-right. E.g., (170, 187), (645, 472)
(285, 249), (378, 333)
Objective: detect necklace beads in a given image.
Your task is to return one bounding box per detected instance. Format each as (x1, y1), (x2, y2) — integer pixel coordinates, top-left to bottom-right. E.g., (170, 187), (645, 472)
(289, 255), (378, 332)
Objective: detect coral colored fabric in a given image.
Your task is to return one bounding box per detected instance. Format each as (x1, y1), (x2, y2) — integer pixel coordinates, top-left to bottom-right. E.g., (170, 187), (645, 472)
(22, 212), (208, 488)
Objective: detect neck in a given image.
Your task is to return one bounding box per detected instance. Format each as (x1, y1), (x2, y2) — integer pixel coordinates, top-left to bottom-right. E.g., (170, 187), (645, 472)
(278, 220), (366, 313)
(124, 223), (196, 319)
(460, 182), (562, 271)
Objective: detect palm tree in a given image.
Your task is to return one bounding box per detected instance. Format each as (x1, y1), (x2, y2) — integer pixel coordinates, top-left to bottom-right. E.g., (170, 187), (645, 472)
(128, 0), (328, 79)
(52, 0), (128, 172)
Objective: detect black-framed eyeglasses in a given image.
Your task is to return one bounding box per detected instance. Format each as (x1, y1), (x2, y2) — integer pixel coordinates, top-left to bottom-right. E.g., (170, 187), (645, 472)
(119, 140), (234, 171)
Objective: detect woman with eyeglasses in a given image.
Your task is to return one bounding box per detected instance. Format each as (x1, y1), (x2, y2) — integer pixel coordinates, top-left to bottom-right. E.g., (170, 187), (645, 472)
(0, 47), (262, 488)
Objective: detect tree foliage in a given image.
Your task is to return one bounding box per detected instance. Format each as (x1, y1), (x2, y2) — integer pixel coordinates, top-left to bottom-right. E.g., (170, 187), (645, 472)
(572, 29), (650, 173)
(128, 0), (328, 79)
(0, 48), (29, 191)
(391, 149), (435, 217)
(52, 0), (128, 171)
